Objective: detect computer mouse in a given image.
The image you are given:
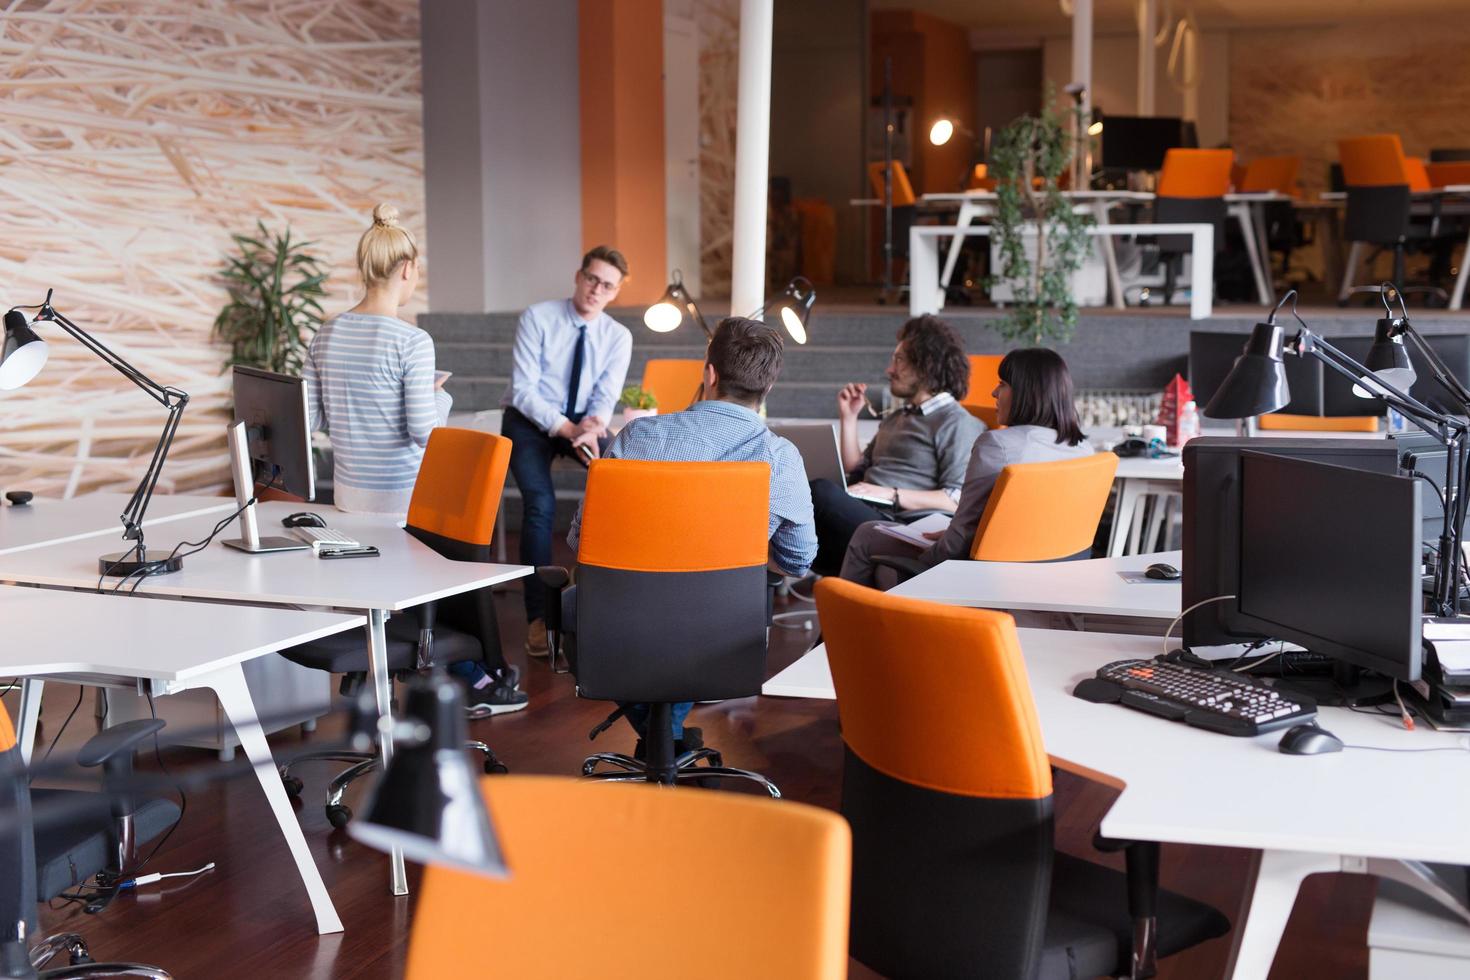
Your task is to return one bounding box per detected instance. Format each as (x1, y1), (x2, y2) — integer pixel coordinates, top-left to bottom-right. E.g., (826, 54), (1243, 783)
(1145, 562), (1180, 580)
(1277, 724), (1344, 755)
(281, 511), (327, 529)
(5, 490), (33, 506)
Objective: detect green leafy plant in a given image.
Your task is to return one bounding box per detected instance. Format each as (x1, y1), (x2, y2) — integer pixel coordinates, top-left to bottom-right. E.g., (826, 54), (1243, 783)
(620, 385), (658, 410)
(987, 93), (1094, 345)
(212, 222), (327, 375)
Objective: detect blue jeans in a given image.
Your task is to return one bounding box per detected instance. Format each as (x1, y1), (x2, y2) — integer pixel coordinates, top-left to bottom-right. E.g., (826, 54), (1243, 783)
(502, 407), (581, 623)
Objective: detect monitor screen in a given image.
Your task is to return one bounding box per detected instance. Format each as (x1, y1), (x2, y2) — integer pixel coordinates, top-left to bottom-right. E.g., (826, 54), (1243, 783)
(1235, 453), (1421, 682)
(1325, 333), (1470, 418)
(232, 365), (315, 500)
(1182, 437), (1400, 648)
(1098, 115), (1190, 172)
(1188, 331), (1322, 416)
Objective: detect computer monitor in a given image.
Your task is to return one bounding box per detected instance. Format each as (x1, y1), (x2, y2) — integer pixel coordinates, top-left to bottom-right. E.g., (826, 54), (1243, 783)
(1392, 428), (1456, 548)
(1182, 437), (1400, 648)
(223, 365), (314, 554)
(1325, 333), (1470, 418)
(1188, 331), (1322, 416)
(1235, 452), (1422, 683)
(1099, 115), (1190, 172)
(1430, 148), (1470, 163)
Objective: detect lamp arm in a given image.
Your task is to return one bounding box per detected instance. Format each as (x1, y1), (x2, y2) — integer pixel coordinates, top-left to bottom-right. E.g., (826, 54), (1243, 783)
(38, 302), (175, 410)
(1399, 322), (1470, 413)
(1301, 331), (1461, 438)
(686, 298), (712, 339)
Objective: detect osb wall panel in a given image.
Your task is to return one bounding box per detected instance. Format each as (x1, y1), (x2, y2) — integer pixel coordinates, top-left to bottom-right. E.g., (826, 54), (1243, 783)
(696, 0), (738, 298)
(1230, 19), (1470, 196)
(0, 1), (423, 497)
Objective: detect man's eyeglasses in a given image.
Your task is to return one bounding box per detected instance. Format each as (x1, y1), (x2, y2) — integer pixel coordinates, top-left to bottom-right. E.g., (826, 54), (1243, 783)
(580, 270), (622, 293)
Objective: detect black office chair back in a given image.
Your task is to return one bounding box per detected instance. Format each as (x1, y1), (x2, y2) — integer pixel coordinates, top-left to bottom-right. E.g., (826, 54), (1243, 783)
(1154, 196), (1227, 254)
(1344, 184), (1411, 245)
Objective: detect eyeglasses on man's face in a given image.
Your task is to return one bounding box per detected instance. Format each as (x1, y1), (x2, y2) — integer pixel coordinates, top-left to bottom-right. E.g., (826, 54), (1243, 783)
(580, 270), (622, 294)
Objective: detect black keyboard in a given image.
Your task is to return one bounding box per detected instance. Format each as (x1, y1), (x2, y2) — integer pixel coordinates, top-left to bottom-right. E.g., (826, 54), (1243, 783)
(1073, 658), (1317, 736)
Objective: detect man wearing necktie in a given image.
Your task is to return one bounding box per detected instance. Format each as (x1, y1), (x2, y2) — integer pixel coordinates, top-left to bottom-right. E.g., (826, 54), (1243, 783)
(501, 246), (633, 658)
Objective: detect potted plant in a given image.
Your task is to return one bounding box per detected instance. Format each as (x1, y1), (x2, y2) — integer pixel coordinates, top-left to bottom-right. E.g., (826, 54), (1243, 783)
(987, 93), (1094, 345)
(620, 384), (658, 421)
(212, 221), (328, 375)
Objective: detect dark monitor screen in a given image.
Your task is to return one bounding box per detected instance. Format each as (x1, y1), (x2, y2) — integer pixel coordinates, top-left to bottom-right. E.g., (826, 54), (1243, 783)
(1099, 116), (1189, 171)
(1325, 334), (1470, 418)
(1189, 331), (1322, 416)
(1182, 437), (1400, 648)
(1430, 148), (1470, 162)
(232, 365), (315, 500)
(1236, 453), (1421, 682)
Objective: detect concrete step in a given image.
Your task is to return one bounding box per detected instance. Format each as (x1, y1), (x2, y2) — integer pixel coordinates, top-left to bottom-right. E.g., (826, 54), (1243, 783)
(445, 374), (856, 418)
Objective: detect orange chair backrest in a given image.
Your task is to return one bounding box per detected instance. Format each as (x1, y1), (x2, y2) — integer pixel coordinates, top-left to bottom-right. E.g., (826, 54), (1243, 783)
(971, 452), (1118, 561)
(1404, 156), (1432, 193)
(405, 428), (511, 546)
(815, 577), (1051, 800)
(577, 459), (769, 573)
(1339, 135), (1413, 188)
(1256, 413), (1379, 433)
(406, 776), (851, 980)
(640, 358), (705, 413)
(1156, 149), (1234, 198)
(1240, 155), (1301, 195)
(867, 160), (916, 207)
(1427, 162), (1470, 189)
(960, 354), (1004, 427)
(0, 701), (14, 754)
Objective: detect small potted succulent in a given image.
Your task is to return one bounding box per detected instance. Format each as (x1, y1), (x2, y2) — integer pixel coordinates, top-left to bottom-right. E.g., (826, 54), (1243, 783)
(620, 384), (658, 422)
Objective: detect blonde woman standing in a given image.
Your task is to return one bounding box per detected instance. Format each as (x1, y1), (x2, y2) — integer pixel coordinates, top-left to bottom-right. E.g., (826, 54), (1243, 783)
(303, 204), (527, 713)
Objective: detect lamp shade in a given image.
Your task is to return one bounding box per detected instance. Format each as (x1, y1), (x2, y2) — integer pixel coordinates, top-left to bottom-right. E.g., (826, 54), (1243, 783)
(929, 118), (955, 146)
(643, 272), (707, 337)
(348, 675), (507, 879)
(769, 277), (816, 345)
(0, 310), (48, 390)
(1203, 321), (1291, 418)
(1355, 317), (1416, 398)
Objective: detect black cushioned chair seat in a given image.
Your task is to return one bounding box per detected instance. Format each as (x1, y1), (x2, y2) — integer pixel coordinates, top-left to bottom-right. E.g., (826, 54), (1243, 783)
(279, 615), (483, 674)
(30, 791), (179, 899)
(1038, 907), (1123, 980)
(1046, 852), (1231, 978)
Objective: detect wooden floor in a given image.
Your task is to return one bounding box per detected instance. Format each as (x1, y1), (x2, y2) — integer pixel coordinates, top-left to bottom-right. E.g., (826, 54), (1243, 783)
(11, 575), (1376, 979)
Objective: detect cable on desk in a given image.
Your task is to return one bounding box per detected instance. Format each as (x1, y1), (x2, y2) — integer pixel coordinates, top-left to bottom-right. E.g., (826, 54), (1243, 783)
(1161, 593), (1237, 660)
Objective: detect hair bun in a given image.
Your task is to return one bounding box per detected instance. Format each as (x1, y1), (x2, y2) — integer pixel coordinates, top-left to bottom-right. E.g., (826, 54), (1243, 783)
(371, 203), (400, 228)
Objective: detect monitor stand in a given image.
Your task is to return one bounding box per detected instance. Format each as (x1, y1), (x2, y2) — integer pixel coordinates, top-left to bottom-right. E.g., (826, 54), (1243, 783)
(1271, 659), (1395, 708)
(219, 419), (310, 555)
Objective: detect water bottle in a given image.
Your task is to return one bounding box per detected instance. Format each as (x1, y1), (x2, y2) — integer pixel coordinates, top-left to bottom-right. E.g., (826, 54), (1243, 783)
(1178, 399), (1200, 445)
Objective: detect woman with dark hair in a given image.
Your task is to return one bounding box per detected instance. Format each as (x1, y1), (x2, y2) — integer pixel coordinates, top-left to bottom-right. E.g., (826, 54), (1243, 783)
(840, 347), (1093, 587)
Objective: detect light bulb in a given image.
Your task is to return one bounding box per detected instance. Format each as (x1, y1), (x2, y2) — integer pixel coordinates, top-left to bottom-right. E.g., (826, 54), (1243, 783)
(928, 119), (954, 147)
(643, 302), (682, 333)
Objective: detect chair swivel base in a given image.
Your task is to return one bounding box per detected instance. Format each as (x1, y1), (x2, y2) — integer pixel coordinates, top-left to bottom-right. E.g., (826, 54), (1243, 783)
(582, 749), (781, 798)
(29, 932), (172, 979)
(280, 741), (508, 828)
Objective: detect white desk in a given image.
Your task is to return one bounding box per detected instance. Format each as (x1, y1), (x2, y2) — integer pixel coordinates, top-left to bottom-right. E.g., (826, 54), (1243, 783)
(764, 627), (1470, 978)
(0, 584), (364, 935)
(0, 501), (533, 899)
(0, 493), (234, 556)
(890, 550), (1181, 620)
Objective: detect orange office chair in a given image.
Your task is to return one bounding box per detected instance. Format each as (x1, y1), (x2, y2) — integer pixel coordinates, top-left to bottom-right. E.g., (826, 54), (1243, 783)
(278, 428), (517, 828)
(1239, 155), (1303, 279)
(1337, 134), (1452, 303)
(405, 777), (850, 980)
(1153, 149), (1234, 305)
(867, 160), (916, 207)
(639, 358), (705, 413)
(540, 460), (778, 793)
(1427, 161), (1470, 188)
(959, 353), (1004, 427)
(815, 578), (1229, 978)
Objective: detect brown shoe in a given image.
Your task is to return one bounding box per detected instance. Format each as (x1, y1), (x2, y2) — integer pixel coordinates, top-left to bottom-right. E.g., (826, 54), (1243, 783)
(525, 618), (549, 658)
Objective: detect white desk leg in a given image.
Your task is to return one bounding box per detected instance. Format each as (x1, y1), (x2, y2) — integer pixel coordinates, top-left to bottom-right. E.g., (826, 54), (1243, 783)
(365, 608), (407, 896)
(939, 201), (977, 291)
(1338, 242), (1364, 303)
(1222, 849), (1340, 980)
(206, 663), (344, 935)
(1233, 203), (1271, 306)
(1452, 227), (1470, 310)
(16, 678), (43, 764)
(1092, 201), (1125, 309)
(1108, 479), (1143, 558)
(910, 227), (941, 317)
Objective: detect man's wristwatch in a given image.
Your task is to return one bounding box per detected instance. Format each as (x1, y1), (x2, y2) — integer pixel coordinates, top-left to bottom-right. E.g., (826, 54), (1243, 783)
(892, 486), (901, 509)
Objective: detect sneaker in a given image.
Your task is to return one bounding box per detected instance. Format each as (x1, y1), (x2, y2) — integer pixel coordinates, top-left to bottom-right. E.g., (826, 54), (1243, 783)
(633, 726), (704, 762)
(466, 666), (529, 716)
(525, 619), (549, 659)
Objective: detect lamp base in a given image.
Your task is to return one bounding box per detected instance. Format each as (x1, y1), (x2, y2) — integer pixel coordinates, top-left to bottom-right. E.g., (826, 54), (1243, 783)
(98, 549), (183, 577)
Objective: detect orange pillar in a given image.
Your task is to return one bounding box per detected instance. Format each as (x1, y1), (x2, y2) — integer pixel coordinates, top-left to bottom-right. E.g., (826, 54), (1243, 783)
(579, 0), (667, 306)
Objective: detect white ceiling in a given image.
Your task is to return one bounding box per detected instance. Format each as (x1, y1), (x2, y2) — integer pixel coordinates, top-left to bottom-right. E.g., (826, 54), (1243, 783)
(871, 0), (1466, 34)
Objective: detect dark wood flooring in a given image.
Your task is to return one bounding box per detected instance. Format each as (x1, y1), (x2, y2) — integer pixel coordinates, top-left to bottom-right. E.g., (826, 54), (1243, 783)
(8, 571), (1375, 979)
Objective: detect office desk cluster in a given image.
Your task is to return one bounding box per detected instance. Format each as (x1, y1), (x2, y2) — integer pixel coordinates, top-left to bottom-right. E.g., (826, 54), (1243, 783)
(0, 495), (530, 935)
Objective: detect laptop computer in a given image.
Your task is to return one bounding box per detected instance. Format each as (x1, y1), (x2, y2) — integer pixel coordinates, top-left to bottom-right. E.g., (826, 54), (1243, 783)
(770, 422), (891, 505)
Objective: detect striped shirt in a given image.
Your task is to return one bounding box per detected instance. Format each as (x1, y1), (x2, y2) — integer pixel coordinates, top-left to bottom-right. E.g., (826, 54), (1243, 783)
(302, 312), (451, 512)
(567, 400), (818, 577)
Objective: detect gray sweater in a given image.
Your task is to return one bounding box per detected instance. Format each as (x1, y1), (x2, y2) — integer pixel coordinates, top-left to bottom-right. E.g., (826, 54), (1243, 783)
(853, 395), (984, 495)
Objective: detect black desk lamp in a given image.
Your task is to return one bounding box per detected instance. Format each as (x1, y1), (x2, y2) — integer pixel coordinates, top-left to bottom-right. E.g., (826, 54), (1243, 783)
(760, 277), (816, 346)
(1204, 287), (1470, 615)
(0, 290), (189, 576)
(643, 270), (711, 339)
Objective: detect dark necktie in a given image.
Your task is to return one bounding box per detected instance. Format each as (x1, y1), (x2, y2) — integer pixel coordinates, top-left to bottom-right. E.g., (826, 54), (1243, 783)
(565, 324), (587, 420)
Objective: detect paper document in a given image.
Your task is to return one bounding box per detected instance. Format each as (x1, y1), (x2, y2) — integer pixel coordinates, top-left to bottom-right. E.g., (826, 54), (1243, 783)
(1424, 617), (1470, 641)
(872, 513), (951, 549)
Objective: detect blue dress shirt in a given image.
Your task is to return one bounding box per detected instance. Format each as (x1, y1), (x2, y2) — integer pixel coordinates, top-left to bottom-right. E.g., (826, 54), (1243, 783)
(501, 299), (632, 435)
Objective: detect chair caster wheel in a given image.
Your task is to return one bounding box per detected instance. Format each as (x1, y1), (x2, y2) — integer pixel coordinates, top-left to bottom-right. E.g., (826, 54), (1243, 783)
(484, 759), (509, 775)
(326, 804), (352, 829)
(282, 775), (304, 797)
